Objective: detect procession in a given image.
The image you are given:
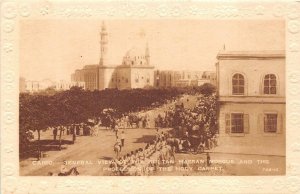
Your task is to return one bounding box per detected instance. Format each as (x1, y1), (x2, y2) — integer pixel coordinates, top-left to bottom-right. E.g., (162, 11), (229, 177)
(46, 93), (218, 176)
(18, 19), (286, 178)
(19, 90), (220, 176)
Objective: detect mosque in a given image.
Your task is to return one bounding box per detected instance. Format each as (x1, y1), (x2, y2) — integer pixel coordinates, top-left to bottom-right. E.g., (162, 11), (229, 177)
(71, 22), (155, 90)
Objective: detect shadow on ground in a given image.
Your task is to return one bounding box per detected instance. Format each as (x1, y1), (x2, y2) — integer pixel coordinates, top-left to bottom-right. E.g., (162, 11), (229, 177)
(20, 139), (73, 160)
(133, 135), (156, 144)
(98, 156), (113, 160)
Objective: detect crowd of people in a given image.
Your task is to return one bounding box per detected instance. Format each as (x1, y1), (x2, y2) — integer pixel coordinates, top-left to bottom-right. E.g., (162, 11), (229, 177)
(110, 129), (173, 176)
(48, 122), (96, 144)
(100, 111), (152, 130)
(153, 94), (218, 152)
(46, 94), (217, 152)
(108, 93), (218, 176)
(45, 93), (218, 176)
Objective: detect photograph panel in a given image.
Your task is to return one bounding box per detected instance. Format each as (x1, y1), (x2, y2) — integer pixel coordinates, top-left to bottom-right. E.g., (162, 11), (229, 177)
(19, 19), (285, 176)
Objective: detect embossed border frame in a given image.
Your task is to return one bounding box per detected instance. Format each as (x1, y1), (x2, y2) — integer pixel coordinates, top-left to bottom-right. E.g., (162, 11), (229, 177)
(1, 0), (300, 193)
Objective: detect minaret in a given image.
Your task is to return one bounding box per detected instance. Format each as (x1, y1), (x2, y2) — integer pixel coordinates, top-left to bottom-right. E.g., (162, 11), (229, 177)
(99, 21), (108, 66)
(145, 43), (150, 65)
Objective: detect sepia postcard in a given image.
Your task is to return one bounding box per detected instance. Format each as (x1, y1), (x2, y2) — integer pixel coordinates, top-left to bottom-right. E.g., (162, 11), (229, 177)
(1, 0), (300, 194)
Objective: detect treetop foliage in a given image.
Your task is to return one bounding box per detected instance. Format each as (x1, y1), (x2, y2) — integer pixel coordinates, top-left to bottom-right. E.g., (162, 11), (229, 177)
(19, 84), (216, 151)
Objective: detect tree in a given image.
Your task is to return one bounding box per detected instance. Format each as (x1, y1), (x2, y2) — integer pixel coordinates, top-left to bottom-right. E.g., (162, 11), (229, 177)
(198, 83), (216, 96)
(19, 94), (51, 159)
(19, 86), (194, 155)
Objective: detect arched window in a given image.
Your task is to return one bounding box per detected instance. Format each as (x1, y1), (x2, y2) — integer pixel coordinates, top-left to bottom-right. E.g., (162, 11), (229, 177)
(232, 73), (245, 95)
(264, 74), (277, 94)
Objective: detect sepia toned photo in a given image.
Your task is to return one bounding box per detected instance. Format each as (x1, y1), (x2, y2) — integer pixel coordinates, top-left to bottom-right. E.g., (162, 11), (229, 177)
(19, 19), (285, 176)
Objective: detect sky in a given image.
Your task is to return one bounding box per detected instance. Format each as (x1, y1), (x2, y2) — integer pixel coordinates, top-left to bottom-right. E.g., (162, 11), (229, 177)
(20, 19), (285, 82)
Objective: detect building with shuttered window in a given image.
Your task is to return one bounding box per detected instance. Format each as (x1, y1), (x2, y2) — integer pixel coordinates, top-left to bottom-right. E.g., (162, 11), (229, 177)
(216, 50), (285, 156)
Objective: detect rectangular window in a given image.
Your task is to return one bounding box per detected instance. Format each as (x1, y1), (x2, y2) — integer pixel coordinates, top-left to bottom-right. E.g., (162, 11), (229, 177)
(231, 113), (244, 133)
(264, 114), (277, 133)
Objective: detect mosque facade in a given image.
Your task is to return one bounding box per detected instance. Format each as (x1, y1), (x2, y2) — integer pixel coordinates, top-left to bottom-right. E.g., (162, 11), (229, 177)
(71, 22), (155, 91)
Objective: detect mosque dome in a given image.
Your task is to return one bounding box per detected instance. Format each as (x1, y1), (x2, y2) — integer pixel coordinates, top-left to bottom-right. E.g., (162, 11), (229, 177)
(125, 46), (144, 58)
(122, 45), (150, 66)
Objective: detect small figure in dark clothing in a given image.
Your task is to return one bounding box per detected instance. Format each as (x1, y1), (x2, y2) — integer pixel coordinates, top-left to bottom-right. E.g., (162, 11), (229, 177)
(120, 130), (125, 147)
(72, 125), (77, 143)
(206, 152), (211, 166)
(111, 119), (116, 131)
(53, 128), (58, 141)
(76, 125), (80, 135)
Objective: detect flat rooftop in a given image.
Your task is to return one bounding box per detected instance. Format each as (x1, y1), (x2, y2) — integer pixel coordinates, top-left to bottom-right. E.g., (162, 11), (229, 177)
(217, 50), (285, 60)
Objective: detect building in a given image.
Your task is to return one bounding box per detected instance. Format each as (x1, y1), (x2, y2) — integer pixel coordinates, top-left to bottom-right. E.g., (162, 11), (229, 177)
(216, 50), (285, 156)
(71, 65), (99, 91)
(154, 70), (216, 88)
(25, 79), (58, 93)
(25, 80), (44, 93)
(202, 71), (217, 85)
(22, 78), (85, 93)
(55, 80), (86, 91)
(19, 77), (26, 93)
(71, 22), (155, 90)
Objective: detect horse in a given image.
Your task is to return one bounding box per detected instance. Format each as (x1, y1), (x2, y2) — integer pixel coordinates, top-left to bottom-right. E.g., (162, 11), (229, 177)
(113, 144), (121, 158)
(159, 144), (176, 165)
(197, 142), (205, 154)
(101, 115), (113, 130)
(182, 139), (191, 152)
(57, 167), (79, 176)
(166, 138), (180, 153)
(188, 135), (200, 153)
(90, 125), (99, 136)
(128, 115), (141, 128)
(166, 144), (176, 162)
